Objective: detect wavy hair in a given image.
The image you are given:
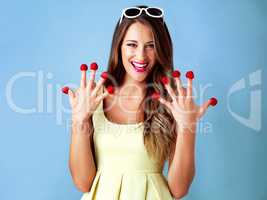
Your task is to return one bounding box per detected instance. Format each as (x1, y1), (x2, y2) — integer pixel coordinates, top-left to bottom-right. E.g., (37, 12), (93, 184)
(104, 5), (177, 164)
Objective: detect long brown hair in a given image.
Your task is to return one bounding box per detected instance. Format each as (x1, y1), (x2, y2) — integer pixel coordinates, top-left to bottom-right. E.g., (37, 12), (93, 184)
(104, 5), (177, 164)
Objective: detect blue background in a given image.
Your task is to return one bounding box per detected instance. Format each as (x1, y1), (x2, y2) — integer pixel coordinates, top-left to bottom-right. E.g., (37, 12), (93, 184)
(1, 0), (266, 200)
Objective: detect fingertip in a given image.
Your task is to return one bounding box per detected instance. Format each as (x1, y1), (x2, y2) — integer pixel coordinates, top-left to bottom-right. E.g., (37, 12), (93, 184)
(172, 70), (181, 78)
(90, 62), (98, 71)
(61, 86), (69, 95)
(161, 76), (169, 85)
(80, 64), (88, 71)
(101, 71), (108, 80)
(209, 97), (218, 106)
(106, 85), (115, 94)
(186, 71), (194, 79)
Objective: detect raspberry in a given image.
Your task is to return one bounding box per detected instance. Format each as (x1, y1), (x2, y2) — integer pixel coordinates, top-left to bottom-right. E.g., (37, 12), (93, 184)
(209, 97), (218, 106)
(106, 85), (114, 94)
(161, 76), (169, 85)
(186, 71), (194, 79)
(172, 70), (181, 78)
(61, 86), (69, 94)
(80, 64), (88, 71)
(90, 62), (98, 70)
(101, 71), (108, 79)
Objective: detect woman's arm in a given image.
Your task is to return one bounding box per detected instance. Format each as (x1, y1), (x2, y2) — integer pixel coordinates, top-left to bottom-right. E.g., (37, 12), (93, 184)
(167, 124), (196, 199)
(155, 71), (216, 199)
(69, 117), (96, 193)
(66, 64), (110, 193)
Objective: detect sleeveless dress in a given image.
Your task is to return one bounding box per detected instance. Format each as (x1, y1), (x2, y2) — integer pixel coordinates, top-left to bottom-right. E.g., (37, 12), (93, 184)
(80, 87), (174, 200)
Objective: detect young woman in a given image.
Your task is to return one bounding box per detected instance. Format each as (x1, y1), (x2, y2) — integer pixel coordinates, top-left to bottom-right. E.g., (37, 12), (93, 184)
(62, 5), (217, 200)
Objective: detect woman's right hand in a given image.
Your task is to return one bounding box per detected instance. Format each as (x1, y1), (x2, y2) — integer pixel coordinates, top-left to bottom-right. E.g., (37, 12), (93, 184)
(62, 63), (114, 124)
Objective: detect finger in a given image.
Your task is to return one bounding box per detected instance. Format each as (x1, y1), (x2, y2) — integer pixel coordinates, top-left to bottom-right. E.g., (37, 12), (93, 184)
(198, 97), (218, 118)
(161, 76), (176, 102)
(172, 70), (183, 95)
(174, 74), (186, 106)
(95, 90), (110, 102)
(91, 72), (108, 97)
(87, 62), (98, 90)
(186, 78), (193, 99)
(96, 85), (115, 101)
(198, 100), (210, 118)
(62, 86), (75, 104)
(151, 91), (172, 110)
(178, 87), (186, 107)
(158, 96), (172, 110)
(68, 88), (75, 105)
(186, 71), (194, 98)
(87, 70), (96, 90)
(80, 64), (88, 88)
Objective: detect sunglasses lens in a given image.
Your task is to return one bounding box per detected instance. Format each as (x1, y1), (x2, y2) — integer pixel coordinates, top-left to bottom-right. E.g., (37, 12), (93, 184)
(125, 8), (141, 17)
(147, 8), (162, 16)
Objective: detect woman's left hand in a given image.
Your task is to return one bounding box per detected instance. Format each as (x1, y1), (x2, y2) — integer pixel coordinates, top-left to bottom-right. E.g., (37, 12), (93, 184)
(152, 70), (217, 131)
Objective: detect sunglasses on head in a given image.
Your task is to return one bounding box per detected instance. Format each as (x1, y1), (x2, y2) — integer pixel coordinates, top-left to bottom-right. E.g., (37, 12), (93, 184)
(119, 6), (164, 24)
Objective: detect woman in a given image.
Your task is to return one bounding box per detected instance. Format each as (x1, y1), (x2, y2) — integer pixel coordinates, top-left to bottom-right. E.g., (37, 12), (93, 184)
(62, 5), (217, 200)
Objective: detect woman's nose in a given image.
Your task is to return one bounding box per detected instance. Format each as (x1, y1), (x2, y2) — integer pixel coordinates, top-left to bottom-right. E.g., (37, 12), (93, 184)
(135, 47), (147, 60)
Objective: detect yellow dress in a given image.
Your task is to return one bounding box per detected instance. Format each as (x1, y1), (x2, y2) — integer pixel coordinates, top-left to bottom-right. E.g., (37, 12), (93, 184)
(80, 88), (174, 200)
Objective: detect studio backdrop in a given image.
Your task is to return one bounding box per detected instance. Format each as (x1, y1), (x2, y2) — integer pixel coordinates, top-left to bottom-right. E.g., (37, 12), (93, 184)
(0, 0), (266, 200)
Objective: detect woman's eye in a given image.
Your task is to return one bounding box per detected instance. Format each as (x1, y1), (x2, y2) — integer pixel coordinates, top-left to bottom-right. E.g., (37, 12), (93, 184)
(127, 43), (137, 47)
(146, 44), (155, 48)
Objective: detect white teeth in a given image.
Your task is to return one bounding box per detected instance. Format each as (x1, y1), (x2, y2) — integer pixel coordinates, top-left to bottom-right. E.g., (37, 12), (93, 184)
(131, 62), (148, 68)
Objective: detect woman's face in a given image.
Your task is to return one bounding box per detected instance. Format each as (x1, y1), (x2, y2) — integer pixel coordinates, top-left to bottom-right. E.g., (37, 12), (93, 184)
(121, 22), (156, 83)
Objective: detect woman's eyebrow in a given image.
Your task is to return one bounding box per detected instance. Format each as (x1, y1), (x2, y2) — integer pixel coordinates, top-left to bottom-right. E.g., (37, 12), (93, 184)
(125, 40), (154, 44)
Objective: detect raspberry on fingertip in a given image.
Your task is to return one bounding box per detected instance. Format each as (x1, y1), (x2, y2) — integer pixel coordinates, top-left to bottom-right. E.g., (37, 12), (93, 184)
(62, 86), (69, 94)
(106, 85), (115, 94)
(90, 62), (98, 70)
(161, 76), (169, 85)
(209, 97), (218, 106)
(186, 71), (194, 79)
(101, 71), (108, 80)
(172, 70), (181, 78)
(80, 64), (88, 71)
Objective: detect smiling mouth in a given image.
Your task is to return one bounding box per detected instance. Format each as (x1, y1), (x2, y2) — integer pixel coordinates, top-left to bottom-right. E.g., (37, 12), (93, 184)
(131, 61), (148, 72)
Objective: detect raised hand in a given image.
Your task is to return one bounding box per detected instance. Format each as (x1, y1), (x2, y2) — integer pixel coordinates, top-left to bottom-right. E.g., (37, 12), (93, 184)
(152, 70), (217, 131)
(62, 62), (114, 123)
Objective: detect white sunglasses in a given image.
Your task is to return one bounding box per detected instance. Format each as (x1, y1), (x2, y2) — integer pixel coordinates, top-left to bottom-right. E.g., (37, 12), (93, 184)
(119, 6), (164, 24)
